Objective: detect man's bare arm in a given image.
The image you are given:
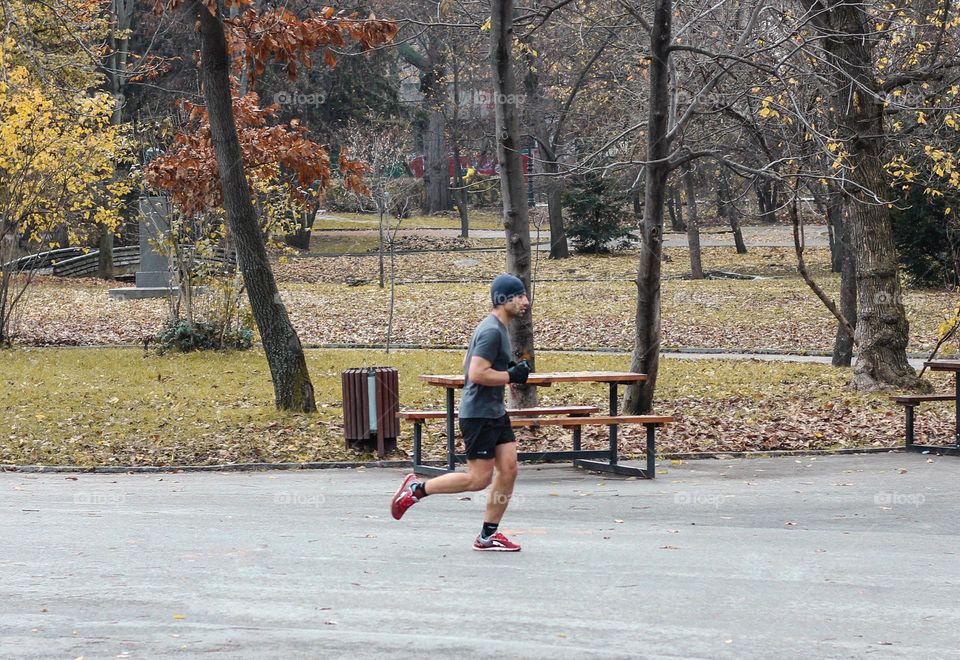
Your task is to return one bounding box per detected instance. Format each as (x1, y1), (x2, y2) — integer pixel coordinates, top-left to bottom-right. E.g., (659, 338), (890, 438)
(467, 355), (510, 386)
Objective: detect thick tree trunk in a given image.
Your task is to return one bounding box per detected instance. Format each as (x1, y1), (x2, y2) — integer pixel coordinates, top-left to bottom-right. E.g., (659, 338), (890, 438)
(833, 202), (857, 366)
(683, 166), (704, 279)
(421, 37), (449, 215)
(796, 0), (923, 389)
(812, 0), (924, 390)
(422, 110), (449, 214)
(284, 209), (312, 250)
(718, 170), (747, 254)
(624, 0), (671, 415)
(97, 228), (114, 279)
(193, 1), (316, 412)
(491, 0), (536, 408)
(544, 159), (569, 259)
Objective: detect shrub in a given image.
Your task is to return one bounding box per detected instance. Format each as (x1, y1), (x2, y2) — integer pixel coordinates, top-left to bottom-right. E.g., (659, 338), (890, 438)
(155, 319), (254, 354)
(562, 172), (636, 253)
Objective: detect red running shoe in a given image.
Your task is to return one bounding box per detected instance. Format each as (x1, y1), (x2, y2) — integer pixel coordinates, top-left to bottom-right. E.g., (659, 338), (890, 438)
(391, 473), (421, 520)
(473, 532), (521, 552)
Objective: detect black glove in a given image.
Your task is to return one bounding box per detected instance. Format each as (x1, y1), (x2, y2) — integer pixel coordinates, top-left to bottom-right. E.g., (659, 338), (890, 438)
(507, 359), (531, 384)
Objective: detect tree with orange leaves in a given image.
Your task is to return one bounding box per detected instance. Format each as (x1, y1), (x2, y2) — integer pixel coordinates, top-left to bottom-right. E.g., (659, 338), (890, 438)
(145, 0), (396, 412)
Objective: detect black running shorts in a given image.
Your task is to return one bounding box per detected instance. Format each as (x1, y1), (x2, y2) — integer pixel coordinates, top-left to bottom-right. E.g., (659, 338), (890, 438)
(459, 415), (516, 460)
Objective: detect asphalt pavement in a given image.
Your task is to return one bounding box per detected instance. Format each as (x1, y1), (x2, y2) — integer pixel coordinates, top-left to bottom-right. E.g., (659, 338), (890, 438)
(2, 452), (958, 658)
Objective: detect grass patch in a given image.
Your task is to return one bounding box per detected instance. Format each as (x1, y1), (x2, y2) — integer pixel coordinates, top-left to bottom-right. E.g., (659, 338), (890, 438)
(0, 347), (953, 467)
(310, 233), (382, 254)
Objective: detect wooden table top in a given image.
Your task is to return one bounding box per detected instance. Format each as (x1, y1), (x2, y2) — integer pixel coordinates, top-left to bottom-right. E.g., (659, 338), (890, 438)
(925, 360), (960, 372)
(420, 371), (647, 388)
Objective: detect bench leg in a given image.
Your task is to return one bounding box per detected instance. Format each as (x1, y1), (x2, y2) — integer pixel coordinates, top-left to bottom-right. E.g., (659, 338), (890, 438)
(905, 405), (915, 448)
(413, 421), (423, 467)
(609, 383), (619, 465)
(646, 423), (656, 478)
(572, 426), (582, 452)
(955, 372), (960, 448)
(445, 388), (456, 472)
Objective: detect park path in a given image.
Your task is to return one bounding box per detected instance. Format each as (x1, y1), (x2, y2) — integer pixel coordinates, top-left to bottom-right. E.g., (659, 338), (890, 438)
(314, 221), (832, 249)
(2, 453), (957, 657)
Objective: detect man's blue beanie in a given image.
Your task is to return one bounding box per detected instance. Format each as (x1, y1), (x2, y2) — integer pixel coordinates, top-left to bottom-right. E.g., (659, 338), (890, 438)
(491, 273), (526, 306)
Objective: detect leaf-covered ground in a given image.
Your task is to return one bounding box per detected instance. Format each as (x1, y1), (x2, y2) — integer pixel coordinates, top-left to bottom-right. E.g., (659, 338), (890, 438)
(1, 348), (953, 467)
(9, 246), (956, 354)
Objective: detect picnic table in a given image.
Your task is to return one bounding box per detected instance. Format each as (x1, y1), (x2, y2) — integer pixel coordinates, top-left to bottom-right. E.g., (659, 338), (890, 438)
(409, 371), (671, 477)
(916, 360), (960, 454)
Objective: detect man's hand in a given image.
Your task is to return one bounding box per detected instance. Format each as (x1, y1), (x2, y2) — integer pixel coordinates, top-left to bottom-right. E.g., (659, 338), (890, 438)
(507, 360), (531, 384)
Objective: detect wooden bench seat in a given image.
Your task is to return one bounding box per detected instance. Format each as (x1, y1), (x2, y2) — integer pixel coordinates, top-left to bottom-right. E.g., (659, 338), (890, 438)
(891, 394), (955, 405)
(508, 414), (673, 427)
(400, 405), (600, 421)
(891, 393), (956, 448)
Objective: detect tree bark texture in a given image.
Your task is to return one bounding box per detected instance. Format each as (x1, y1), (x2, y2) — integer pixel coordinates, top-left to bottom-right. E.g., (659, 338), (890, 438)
(624, 0), (672, 415)
(421, 37), (450, 215)
(491, 0), (536, 408)
(811, 0), (924, 390)
(833, 202), (857, 366)
(718, 170), (747, 254)
(544, 159), (570, 258)
(194, 2), (316, 411)
(683, 166), (704, 279)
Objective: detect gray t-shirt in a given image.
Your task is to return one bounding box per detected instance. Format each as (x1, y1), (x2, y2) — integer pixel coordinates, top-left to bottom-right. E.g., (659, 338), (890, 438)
(459, 314), (512, 418)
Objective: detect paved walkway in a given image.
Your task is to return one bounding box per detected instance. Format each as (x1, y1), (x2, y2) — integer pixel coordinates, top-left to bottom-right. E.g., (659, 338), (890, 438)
(4, 453), (958, 657)
(314, 224), (832, 249)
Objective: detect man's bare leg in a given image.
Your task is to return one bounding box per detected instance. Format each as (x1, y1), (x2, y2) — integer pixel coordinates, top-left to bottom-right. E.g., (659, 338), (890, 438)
(484, 441), (518, 525)
(421, 459), (494, 495)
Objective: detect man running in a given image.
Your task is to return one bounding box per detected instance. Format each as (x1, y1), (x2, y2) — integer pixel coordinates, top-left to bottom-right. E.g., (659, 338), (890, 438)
(390, 273), (531, 552)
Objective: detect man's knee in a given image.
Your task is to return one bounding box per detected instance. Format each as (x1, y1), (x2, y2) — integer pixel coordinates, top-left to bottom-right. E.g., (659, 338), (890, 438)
(499, 459), (518, 481)
(468, 469), (494, 491)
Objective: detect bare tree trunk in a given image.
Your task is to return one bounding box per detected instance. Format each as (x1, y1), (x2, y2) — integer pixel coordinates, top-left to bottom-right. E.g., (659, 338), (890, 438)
(756, 180), (778, 223)
(421, 37), (449, 215)
(98, 0), (134, 280)
(97, 229), (114, 279)
(451, 142), (470, 237)
(193, 1), (316, 412)
(683, 166), (704, 279)
(450, 60), (469, 236)
(826, 184), (844, 273)
(544, 159), (569, 259)
(718, 169), (747, 254)
(668, 184), (685, 231)
(833, 202), (857, 366)
(491, 0), (536, 408)
(806, 0), (925, 391)
(423, 111), (449, 214)
(283, 209), (312, 250)
(378, 204), (386, 289)
(624, 0), (671, 415)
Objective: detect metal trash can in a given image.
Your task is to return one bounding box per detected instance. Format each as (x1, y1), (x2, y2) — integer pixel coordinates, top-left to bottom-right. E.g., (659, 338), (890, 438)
(341, 367), (399, 459)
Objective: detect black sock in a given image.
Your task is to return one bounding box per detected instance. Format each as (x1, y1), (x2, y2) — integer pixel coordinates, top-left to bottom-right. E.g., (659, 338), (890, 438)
(481, 522), (499, 539)
(413, 482), (428, 499)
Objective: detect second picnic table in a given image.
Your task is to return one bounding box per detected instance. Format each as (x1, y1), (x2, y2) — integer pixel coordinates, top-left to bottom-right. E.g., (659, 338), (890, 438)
(412, 370), (667, 477)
